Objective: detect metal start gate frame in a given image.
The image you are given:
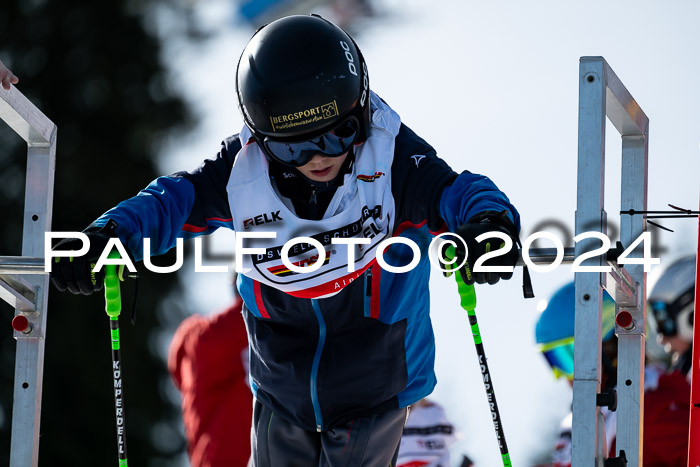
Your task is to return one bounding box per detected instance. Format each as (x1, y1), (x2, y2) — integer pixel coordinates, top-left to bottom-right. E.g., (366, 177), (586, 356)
(0, 56), (651, 466)
(573, 56), (649, 466)
(0, 83), (56, 466)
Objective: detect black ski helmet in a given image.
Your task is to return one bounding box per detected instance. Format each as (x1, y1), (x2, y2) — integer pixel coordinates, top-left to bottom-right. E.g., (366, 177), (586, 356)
(236, 15), (371, 151)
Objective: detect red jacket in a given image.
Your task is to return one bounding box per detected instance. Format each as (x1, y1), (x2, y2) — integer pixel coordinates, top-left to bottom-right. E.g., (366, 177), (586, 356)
(643, 371), (691, 466)
(548, 368), (690, 467)
(168, 299), (252, 467)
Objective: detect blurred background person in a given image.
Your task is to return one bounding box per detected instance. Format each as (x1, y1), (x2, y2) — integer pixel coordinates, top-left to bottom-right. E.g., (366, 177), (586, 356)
(643, 255), (695, 466)
(648, 255), (695, 378)
(396, 398), (461, 467)
(168, 276), (252, 467)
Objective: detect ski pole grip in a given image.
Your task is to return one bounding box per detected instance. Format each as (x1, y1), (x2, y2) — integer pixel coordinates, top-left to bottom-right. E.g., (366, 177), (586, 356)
(443, 245), (477, 311)
(457, 280), (477, 312)
(104, 251), (122, 318)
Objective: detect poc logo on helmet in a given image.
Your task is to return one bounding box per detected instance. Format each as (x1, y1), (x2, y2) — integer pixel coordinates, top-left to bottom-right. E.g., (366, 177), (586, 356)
(339, 41), (358, 77)
(340, 40), (369, 107)
(360, 62), (368, 107)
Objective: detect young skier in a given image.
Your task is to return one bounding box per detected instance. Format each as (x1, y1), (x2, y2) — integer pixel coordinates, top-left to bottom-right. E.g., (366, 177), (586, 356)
(50, 14), (521, 465)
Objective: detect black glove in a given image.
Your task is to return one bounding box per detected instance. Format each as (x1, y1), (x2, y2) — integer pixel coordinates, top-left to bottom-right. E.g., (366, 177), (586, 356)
(50, 220), (120, 295)
(453, 210), (519, 285)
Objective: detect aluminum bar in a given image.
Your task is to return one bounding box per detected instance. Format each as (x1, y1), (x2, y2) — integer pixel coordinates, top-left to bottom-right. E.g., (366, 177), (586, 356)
(1, 83), (56, 467)
(0, 257), (47, 275)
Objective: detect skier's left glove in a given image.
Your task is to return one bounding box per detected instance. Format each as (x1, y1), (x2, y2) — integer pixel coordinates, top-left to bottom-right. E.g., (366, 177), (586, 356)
(50, 219), (126, 295)
(449, 210), (519, 285)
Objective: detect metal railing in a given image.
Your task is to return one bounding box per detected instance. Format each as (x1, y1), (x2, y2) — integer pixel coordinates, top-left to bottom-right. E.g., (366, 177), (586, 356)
(0, 82), (56, 466)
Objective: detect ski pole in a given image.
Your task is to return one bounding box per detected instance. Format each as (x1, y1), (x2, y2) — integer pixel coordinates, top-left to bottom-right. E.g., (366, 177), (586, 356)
(444, 246), (512, 467)
(104, 255), (128, 467)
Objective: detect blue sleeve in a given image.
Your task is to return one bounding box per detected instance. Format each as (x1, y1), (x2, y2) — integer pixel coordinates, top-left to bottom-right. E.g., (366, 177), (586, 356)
(391, 123), (457, 233)
(439, 171), (521, 233)
(90, 136), (241, 261)
(91, 176), (199, 261)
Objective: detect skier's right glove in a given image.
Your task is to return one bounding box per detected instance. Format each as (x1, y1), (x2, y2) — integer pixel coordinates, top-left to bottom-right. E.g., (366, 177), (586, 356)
(451, 210), (519, 286)
(50, 220), (121, 295)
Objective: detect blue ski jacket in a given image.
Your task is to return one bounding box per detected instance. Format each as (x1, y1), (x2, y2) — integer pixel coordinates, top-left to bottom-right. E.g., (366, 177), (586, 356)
(91, 123), (519, 432)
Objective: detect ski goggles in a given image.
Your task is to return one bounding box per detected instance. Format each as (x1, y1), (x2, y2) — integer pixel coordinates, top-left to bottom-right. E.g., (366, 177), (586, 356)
(261, 117), (359, 167)
(649, 301), (676, 336)
(540, 337), (575, 380)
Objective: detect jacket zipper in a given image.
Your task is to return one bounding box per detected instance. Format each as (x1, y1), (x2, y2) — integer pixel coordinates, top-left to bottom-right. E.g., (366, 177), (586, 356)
(310, 299), (326, 432)
(364, 267), (372, 317)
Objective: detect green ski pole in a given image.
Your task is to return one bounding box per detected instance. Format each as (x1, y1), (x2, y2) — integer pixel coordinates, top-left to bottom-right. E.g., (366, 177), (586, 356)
(104, 254), (128, 467)
(445, 246), (512, 467)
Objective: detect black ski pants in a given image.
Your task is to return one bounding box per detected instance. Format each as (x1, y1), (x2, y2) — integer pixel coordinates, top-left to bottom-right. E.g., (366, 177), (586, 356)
(250, 400), (409, 467)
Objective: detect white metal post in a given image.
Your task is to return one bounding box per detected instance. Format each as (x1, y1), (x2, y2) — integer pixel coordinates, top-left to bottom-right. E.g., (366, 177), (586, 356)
(615, 133), (648, 462)
(0, 84), (56, 466)
(573, 56), (607, 467)
(572, 57), (649, 467)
